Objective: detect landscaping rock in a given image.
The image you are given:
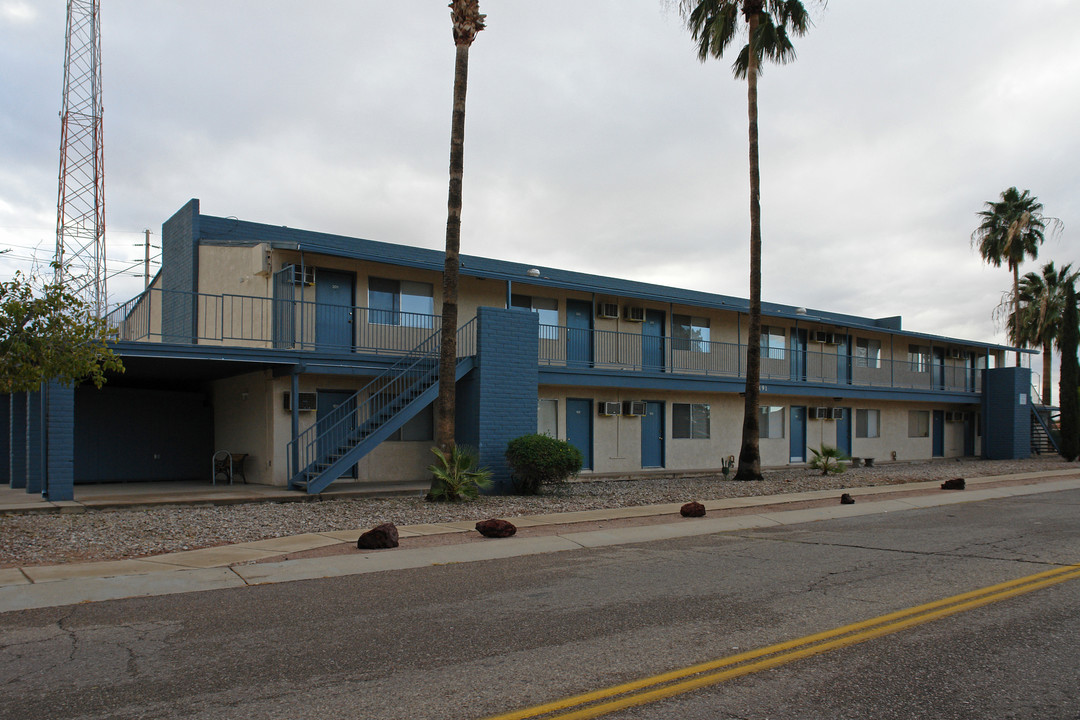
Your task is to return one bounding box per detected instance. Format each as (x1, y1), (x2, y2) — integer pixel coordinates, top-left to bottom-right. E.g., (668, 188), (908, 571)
(941, 478), (966, 490)
(840, 493), (855, 504)
(357, 523), (399, 549)
(476, 519), (517, 538)
(680, 501), (706, 517)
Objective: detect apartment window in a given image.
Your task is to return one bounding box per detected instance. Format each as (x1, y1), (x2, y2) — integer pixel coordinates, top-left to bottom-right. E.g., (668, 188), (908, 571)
(908, 345), (930, 373)
(908, 410), (930, 438)
(511, 294), (559, 339)
(761, 326), (786, 360)
(856, 409), (880, 438)
(758, 406), (785, 439)
(855, 338), (881, 368)
(369, 277), (435, 328)
(673, 403), (711, 439)
(673, 315), (711, 352)
(390, 403), (434, 441)
(538, 399), (558, 437)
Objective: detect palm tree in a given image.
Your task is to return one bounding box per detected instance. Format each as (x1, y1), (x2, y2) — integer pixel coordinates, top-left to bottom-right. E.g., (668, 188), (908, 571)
(1003, 262), (1078, 405)
(972, 187), (1060, 366)
(435, 0), (485, 468)
(679, 0), (813, 480)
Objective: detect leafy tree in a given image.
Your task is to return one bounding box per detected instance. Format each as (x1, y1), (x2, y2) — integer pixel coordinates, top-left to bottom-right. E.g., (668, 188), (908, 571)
(1059, 283), (1079, 461)
(679, 0), (814, 480)
(435, 0), (486, 478)
(1001, 261), (1078, 405)
(0, 267), (122, 393)
(972, 187), (1061, 365)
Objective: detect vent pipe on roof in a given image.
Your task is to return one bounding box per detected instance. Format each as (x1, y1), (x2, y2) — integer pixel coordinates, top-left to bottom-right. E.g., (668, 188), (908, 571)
(527, 268), (541, 277)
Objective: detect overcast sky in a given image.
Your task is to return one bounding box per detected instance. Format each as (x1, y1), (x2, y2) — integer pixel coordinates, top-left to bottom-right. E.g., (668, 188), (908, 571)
(2, 1), (1078, 383)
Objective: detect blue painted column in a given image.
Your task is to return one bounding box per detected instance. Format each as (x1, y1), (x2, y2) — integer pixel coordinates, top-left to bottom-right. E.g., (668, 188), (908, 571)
(9, 392), (27, 489)
(26, 389), (43, 494)
(0, 395), (8, 484)
(44, 382), (75, 501)
(472, 307), (539, 493)
(981, 367), (1032, 459)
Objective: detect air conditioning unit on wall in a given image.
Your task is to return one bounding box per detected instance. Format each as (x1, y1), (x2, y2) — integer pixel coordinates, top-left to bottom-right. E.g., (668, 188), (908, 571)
(948, 348), (963, 359)
(830, 407), (844, 419)
(286, 264), (315, 286)
(809, 407), (830, 420)
(283, 391), (317, 412)
(622, 400), (647, 417)
(597, 303), (619, 319)
(812, 331), (829, 344)
(597, 401), (622, 416)
(624, 306), (646, 322)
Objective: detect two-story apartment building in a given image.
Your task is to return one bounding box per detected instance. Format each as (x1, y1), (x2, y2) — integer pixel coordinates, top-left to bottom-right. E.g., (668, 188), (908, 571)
(4, 199), (1037, 500)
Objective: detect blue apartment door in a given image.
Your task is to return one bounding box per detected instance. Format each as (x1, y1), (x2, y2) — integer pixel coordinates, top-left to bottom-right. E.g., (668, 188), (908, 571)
(790, 329), (807, 382)
(835, 407), (852, 457)
(641, 401), (665, 468)
(836, 334), (852, 385)
(566, 398), (593, 470)
(315, 269), (354, 350)
(790, 406), (807, 462)
(316, 390), (357, 478)
(932, 348), (945, 390)
(932, 409), (945, 457)
(642, 310), (665, 372)
(566, 300), (593, 367)
(963, 412), (976, 456)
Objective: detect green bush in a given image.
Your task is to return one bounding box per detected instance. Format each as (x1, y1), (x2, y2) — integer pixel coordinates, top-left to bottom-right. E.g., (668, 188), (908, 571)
(505, 434), (583, 494)
(809, 444), (849, 475)
(426, 444), (492, 501)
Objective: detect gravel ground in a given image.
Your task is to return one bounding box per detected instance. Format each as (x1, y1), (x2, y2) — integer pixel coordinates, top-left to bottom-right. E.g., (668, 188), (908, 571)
(1, 457), (1074, 568)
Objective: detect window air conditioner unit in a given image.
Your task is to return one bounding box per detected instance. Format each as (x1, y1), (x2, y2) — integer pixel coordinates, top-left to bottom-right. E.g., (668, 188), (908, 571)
(283, 391), (317, 412)
(598, 401), (622, 417)
(624, 306), (646, 322)
(809, 407), (828, 420)
(812, 331), (829, 344)
(830, 407), (844, 419)
(622, 400), (647, 417)
(947, 348), (963, 359)
(824, 333), (839, 345)
(597, 302), (620, 320)
(287, 264), (315, 286)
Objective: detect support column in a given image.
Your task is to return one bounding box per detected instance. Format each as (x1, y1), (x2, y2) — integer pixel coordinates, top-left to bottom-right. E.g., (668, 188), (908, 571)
(0, 395), (8, 484)
(471, 307), (539, 493)
(44, 382), (75, 501)
(9, 393), (26, 489)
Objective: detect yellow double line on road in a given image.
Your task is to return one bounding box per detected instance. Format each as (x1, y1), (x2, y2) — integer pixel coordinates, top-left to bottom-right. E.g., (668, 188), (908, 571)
(483, 562), (1080, 720)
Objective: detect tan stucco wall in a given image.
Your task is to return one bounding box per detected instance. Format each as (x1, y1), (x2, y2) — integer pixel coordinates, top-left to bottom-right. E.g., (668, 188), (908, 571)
(211, 371), (273, 485)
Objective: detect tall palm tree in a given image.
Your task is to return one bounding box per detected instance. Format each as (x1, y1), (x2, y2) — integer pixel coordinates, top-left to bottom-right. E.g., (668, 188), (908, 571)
(1004, 261), (1078, 405)
(972, 187), (1059, 366)
(679, 0), (813, 481)
(435, 0), (485, 467)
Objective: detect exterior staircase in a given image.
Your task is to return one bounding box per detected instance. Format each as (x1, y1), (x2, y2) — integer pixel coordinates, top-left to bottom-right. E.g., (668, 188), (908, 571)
(1031, 405), (1059, 455)
(288, 320), (476, 494)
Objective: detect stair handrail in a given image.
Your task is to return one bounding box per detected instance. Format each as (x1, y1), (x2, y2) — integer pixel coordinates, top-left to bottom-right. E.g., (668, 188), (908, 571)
(289, 318), (477, 485)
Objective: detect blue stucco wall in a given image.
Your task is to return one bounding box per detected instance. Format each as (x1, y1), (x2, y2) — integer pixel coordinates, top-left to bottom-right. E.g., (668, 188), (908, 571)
(473, 307), (539, 493)
(45, 383), (75, 501)
(161, 199), (200, 343)
(26, 390), (42, 494)
(8, 393), (25, 489)
(982, 367), (1032, 460)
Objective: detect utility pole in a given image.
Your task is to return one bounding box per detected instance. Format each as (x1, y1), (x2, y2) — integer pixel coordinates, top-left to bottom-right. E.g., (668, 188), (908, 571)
(144, 228), (151, 289)
(55, 0), (106, 317)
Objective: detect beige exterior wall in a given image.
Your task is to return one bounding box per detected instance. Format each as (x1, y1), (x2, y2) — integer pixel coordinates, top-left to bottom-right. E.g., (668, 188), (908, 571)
(211, 371), (274, 485)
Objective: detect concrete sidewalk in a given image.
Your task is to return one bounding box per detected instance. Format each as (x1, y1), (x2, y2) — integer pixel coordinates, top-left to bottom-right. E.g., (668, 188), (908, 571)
(1, 470), (1078, 614)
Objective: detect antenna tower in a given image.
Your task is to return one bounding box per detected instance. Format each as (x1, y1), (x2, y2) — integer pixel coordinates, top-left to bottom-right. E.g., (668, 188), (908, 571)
(56, 0), (106, 317)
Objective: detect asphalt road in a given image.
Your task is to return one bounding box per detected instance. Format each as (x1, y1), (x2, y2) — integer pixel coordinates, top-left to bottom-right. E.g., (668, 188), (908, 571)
(1, 489), (1077, 720)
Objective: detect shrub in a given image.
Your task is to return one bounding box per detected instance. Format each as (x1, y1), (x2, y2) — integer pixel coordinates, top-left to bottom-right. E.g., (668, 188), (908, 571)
(426, 444), (492, 501)
(809, 444), (849, 475)
(505, 434), (583, 494)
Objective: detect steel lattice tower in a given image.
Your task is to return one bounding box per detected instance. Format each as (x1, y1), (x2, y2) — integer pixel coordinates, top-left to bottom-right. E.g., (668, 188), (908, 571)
(55, 0), (106, 317)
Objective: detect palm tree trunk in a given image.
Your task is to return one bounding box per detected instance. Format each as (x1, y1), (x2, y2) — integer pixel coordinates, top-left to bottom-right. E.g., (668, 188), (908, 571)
(1042, 340), (1052, 405)
(435, 41), (473, 455)
(735, 6), (763, 481)
(1013, 262), (1022, 367)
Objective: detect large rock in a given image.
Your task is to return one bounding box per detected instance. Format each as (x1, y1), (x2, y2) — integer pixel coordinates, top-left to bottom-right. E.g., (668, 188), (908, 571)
(680, 501), (706, 518)
(941, 478), (966, 490)
(840, 493), (855, 505)
(357, 523), (399, 549)
(476, 519), (517, 538)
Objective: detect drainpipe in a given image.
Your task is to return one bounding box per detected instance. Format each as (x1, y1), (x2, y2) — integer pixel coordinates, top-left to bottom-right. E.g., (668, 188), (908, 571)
(505, 280), (512, 309)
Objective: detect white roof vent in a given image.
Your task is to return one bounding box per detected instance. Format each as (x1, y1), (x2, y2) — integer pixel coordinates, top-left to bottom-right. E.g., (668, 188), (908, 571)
(526, 268), (541, 277)
(795, 307), (808, 315)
